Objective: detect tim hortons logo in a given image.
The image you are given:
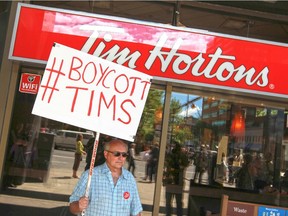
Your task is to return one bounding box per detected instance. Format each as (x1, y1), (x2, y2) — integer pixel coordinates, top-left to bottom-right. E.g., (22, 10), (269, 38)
(79, 28), (269, 88)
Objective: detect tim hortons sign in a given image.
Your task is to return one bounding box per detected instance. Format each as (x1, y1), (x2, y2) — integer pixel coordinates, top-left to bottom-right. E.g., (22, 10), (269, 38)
(9, 3), (288, 98)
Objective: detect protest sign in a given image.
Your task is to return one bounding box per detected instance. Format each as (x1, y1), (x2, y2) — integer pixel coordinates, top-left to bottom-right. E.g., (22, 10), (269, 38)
(32, 43), (152, 141)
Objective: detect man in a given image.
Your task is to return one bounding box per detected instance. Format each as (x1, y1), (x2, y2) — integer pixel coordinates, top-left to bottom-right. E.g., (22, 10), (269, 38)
(193, 144), (208, 184)
(69, 139), (143, 216)
(163, 142), (190, 216)
(128, 143), (136, 177)
(149, 142), (159, 182)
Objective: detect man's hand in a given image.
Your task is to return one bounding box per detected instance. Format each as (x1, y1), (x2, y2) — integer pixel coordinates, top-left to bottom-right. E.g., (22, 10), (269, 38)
(69, 196), (89, 215)
(78, 196), (89, 211)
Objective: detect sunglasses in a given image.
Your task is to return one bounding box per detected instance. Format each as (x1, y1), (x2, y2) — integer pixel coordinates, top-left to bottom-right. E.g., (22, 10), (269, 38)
(106, 150), (129, 158)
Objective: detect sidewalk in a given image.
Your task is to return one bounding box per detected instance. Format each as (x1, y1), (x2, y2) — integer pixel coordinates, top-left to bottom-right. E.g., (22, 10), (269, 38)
(0, 190), (72, 216)
(0, 183), (160, 216)
(0, 177), (183, 216)
(0, 161), (163, 216)
(0, 164), (80, 216)
(0, 154), (193, 216)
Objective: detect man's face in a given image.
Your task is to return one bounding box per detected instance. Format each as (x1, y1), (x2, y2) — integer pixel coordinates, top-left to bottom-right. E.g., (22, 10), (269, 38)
(104, 141), (128, 170)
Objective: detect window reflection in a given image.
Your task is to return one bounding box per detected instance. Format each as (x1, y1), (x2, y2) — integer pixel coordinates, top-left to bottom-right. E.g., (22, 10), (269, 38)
(165, 92), (284, 194)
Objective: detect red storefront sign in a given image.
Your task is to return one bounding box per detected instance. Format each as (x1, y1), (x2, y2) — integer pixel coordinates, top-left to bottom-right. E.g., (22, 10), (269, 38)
(19, 73), (41, 94)
(9, 3), (288, 98)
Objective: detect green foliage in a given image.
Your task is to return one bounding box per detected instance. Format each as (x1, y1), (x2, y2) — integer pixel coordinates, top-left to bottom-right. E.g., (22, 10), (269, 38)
(170, 98), (193, 145)
(136, 89), (164, 144)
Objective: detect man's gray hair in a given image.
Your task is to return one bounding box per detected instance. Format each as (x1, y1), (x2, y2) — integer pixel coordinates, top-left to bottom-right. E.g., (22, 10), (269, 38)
(104, 139), (128, 151)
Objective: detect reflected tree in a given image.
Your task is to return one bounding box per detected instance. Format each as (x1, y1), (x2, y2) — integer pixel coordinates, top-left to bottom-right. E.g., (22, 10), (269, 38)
(170, 99), (193, 147)
(136, 89), (163, 147)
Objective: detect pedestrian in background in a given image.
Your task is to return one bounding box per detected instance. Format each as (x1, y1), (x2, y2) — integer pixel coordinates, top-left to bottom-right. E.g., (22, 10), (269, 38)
(163, 142), (190, 216)
(128, 143), (136, 177)
(141, 145), (152, 181)
(234, 153), (257, 190)
(227, 157), (235, 184)
(193, 145), (208, 184)
(72, 134), (86, 178)
(149, 142), (159, 182)
(5, 122), (28, 187)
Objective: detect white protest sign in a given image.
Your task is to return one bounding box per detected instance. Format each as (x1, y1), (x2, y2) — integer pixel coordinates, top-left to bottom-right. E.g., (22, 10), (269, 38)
(32, 43), (152, 141)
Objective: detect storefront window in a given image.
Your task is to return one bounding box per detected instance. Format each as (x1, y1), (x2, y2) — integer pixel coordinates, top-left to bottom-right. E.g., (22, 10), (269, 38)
(2, 71), (165, 214)
(2, 69), (287, 214)
(161, 91), (285, 213)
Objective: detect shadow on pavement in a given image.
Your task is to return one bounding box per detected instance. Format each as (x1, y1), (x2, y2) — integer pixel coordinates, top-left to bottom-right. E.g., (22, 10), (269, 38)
(52, 176), (74, 180)
(2, 188), (69, 202)
(0, 188), (74, 216)
(1, 188), (183, 215)
(0, 203), (74, 216)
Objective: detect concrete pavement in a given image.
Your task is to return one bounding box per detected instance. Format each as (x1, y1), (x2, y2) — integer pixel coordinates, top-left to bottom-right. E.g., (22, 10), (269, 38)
(1, 151), (212, 216)
(0, 159), (171, 216)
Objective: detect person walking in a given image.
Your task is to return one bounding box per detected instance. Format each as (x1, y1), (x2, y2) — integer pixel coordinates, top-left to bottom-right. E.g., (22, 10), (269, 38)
(5, 122), (28, 187)
(142, 145), (152, 181)
(128, 143), (136, 177)
(148, 143), (159, 182)
(69, 139), (143, 216)
(193, 145), (208, 184)
(163, 142), (190, 216)
(234, 153), (257, 190)
(72, 134), (86, 178)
